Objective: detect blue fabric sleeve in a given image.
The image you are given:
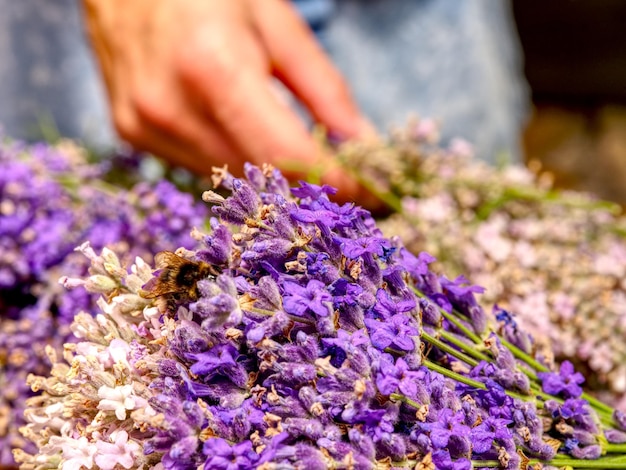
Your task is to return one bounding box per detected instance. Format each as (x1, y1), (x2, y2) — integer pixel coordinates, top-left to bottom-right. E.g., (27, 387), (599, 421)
(291, 0), (336, 32)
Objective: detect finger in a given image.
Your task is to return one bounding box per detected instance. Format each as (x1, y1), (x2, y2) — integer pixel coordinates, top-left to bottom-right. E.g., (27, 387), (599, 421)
(173, 15), (377, 205)
(141, 121), (245, 178)
(112, 72), (246, 178)
(131, 85), (248, 175)
(120, 110), (239, 179)
(250, 0), (377, 140)
(177, 28), (324, 168)
(136, 108), (383, 209)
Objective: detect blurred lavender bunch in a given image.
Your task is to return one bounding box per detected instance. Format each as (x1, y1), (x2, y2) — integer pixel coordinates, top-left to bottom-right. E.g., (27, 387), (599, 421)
(338, 118), (626, 405)
(0, 137), (208, 466)
(17, 163), (626, 469)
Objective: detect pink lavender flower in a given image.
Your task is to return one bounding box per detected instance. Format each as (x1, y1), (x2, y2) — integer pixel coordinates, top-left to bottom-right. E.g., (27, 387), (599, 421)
(341, 119), (626, 402)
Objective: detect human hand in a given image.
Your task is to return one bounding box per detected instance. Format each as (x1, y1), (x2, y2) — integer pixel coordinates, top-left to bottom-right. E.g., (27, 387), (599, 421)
(82, 0), (377, 201)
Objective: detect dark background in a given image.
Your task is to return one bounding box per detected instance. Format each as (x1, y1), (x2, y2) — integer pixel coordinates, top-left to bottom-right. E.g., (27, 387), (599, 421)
(513, 0), (626, 204)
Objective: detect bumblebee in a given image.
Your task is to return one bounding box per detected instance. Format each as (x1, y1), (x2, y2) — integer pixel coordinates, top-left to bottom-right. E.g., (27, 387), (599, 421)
(141, 251), (218, 314)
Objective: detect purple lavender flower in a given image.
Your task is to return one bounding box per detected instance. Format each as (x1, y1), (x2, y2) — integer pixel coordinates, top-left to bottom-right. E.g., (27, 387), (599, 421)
(431, 449), (472, 470)
(427, 408), (471, 456)
(365, 313), (418, 352)
(370, 285), (417, 322)
(494, 305), (533, 354)
(539, 361), (585, 399)
(471, 416), (514, 454)
(202, 438), (258, 470)
(282, 279), (333, 319)
(15, 159), (626, 470)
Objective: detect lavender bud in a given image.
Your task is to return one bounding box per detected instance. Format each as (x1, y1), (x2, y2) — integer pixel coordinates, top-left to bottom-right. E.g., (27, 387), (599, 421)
(158, 359), (180, 377)
(243, 162), (267, 191)
(284, 418), (324, 440)
(615, 410), (626, 431)
(294, 444), (327, 470)
(571, 444), (603, 459)
(276, 362), (317, 386)
(573, 429), (598, 446)
(419, 298), (442, 327)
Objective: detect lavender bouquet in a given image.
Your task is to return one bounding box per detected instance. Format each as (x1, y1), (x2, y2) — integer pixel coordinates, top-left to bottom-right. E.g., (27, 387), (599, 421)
(0, 138), (208, 466)
(337, 119), (626, 406)
(14, 162), (626, 469)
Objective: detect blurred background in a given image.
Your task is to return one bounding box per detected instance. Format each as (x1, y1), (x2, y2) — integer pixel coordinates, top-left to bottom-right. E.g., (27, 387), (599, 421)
(0, 0), (625, 204)
(514, 0), (626, 204)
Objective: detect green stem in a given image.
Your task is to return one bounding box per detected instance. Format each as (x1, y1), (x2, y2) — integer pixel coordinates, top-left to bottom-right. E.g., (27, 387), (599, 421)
(247, 307), (315, 326)
(593, 408), (616, 428)
(439, 309), (483, 344)
(336, 152), (404, 213)
(423, 359), (486, 390)
(408, 243), (619, 426)
(354, 172), (404, 213)
(384, 346), (407, 356)
(385, 459), (417, 469)
(500, 338), (549, 373)
(474, 454), (626, 469)
(540, 457), (626, 468)
(421, 331), (479, 367)
(584, 393), (616, 416)
(424, 359), (536, 403)
(606, 444), (626, 454)
(389, 393), (423, 410)
(412, 286), (483, 344)
(471, 461), (501, 468)
(377, 454), (626, 470)
(438, 330), (491, 362)
(474, 185), (621, 220)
